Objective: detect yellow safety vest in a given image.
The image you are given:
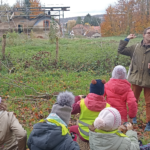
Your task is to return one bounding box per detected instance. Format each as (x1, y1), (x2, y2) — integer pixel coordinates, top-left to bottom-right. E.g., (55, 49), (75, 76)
(95, 129), (128, 137)
(78, 99), (110, 140)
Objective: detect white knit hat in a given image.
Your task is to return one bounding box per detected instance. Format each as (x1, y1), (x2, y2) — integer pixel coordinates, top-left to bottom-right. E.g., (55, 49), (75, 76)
(112, 65), (127, 79)
(94, 107), (121, 131)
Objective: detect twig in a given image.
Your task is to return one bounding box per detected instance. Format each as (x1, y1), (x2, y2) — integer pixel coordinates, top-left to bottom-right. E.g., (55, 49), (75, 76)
(10, 100), (37, 103)
(75, 64), (85, 72)
(25, 95), (51, 99)
(74, 54), (94, 72)
(2, 82), (26, 96)
(0, 74), (41, 94)
(9, 98), (50, 101)
(5, 56), (10, 68)
(0, 60), (10, 71)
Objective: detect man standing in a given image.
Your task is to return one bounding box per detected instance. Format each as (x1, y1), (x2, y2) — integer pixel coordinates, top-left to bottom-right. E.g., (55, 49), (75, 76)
(118, 27), (150, 131)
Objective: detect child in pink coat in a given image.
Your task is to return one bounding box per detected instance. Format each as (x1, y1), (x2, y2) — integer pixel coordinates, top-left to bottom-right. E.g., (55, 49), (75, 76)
(104, 65), (137, 122)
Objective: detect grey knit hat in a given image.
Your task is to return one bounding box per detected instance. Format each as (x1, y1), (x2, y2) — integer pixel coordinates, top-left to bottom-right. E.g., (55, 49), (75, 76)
(51, 91), (75, 125)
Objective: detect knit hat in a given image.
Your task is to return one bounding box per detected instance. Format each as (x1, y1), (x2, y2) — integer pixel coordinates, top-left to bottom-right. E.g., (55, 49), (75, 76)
(90, 79), (106, 95)
(94, 107), (121, 131)
(112, 65), (127, 79)
(51, 91), (75, 125)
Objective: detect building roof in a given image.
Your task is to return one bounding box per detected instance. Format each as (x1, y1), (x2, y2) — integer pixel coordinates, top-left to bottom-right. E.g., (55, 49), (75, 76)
(92, 33), (101, 37)
(0, 14), (59, 30)
(72, 24), (84, 29)
(91, 26), (100, 31)
(72, 24), (101, 36)
(86, 31), (99, 37)
(73, 24), (100, 32)
(72, 24), (90, 30)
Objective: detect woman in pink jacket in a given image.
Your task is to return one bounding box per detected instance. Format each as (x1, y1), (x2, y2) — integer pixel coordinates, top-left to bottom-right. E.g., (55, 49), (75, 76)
(104, 65), (137, 122)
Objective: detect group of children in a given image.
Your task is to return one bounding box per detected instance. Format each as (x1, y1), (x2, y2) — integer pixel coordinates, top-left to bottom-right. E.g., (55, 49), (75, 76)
(0, 65), (149, 150)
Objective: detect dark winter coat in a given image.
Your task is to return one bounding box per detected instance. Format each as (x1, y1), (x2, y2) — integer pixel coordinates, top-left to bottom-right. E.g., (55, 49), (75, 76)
(27, 122), (80, 150)
(118, 40), (150, 88)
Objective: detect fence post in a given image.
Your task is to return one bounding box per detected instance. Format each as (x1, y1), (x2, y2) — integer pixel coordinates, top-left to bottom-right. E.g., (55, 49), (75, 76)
(0, 60), (1, 70)
(56, 37), (59, 63)
(2, 34), (6, 60)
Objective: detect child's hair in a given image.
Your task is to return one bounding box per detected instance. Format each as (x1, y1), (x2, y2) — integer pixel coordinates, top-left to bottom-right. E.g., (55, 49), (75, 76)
(0, 97), (7, 111)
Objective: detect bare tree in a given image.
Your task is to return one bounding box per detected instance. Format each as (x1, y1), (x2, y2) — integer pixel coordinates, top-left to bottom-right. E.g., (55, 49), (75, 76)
(49, 19), (61, 63)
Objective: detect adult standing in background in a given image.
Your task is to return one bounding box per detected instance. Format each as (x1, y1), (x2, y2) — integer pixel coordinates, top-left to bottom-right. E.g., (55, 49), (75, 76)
(118, 27), (150, 131)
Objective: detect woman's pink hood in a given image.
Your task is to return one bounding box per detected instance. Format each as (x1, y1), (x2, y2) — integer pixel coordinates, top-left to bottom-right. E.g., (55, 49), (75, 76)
(105, 78), (131, 95)
(84, 93), (107, 112)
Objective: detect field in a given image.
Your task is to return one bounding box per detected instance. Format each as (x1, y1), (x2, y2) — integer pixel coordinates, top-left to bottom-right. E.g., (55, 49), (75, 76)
(0, 32), (150, 145)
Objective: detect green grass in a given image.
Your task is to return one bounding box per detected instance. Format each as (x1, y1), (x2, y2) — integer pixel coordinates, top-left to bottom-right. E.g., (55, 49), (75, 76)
(0, 33), (149, 144)
(1, 33), (143, 75)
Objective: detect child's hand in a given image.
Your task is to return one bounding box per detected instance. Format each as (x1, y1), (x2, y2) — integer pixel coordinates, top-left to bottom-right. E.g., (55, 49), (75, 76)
(79, 95), (86, 99)
(88, 124), (96, 132)
(118, 125), (126, 132)
(126, 122), (133, 130)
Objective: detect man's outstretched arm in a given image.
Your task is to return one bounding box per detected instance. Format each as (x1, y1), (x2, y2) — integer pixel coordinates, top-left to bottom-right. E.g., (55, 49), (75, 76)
(118, 34), (137, 57)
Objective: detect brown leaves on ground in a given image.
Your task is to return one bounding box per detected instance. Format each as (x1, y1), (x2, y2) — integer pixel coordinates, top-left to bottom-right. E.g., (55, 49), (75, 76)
(3, 94), (150, 145)
(10, 98), (54, 130)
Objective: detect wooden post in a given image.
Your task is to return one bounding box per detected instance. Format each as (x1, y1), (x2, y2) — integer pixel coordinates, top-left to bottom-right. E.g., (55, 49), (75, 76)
(56, 37), (59, 63)
(0, 60), (1, 70)
(2, 34), (6, 60)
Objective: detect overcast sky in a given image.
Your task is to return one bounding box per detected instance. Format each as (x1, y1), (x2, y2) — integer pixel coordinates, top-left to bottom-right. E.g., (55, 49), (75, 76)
(5, 0), (118, 18)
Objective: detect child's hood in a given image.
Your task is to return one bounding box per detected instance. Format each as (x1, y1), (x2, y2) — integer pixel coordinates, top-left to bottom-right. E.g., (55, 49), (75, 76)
(29, 123), (67, 149)
(89, 130), (130, 150)
(84, 93), (107, 112)
(105, 78), (131, 95)
(0, 111), (14, 142)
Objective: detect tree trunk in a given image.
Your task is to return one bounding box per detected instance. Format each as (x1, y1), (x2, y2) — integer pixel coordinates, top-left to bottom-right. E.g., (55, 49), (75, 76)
(126, 0), (130, 35)
(147, 0), (149, 22)
(56, 37), (59, 63)
(2, 34), (6, 60)
(0, 60), (1, 70)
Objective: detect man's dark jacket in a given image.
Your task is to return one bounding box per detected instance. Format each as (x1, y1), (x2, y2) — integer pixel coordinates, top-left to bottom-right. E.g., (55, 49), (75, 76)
(27, 122), (80, 150)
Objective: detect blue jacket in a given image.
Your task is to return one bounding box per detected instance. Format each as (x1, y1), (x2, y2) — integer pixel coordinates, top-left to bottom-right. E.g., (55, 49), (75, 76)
(27, 122), (80, 150)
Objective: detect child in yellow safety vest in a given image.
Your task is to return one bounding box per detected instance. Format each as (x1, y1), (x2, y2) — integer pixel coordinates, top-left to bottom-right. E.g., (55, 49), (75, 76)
(70, 79), (111, 142)
(89, 107), (140, 150)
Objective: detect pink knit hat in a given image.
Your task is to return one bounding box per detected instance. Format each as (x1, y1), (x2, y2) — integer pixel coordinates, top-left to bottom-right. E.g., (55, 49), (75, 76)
(94, 107), (121, 131)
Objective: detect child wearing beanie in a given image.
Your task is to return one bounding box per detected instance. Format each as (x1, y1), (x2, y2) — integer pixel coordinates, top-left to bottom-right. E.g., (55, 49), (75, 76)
(0, 97), (27, 150)
(89, 107), (140, 150)
(27, 91), (80, 150)
(104, 65), (137, 123)
(70, 79), (111, 144)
